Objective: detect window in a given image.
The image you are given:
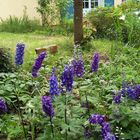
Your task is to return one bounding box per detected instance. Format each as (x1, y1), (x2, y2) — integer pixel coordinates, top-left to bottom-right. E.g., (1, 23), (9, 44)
(83, 0), (98, 9)
(83, 0), (89, 8)
(91, 0), (98, 8)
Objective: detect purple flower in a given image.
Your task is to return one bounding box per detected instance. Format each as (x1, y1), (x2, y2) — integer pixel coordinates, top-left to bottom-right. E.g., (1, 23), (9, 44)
(101, 122), (111, 138)
(32, 52), (46, 77)
(61, 65), (74, 92)
(104, 133), (116, 140)
(113, 92), (121, 104)
(91, 53), (100, 72)
(72, 59), (84, 78)
(49, 68), (58, 96)
(0, 98), (7, 115)
(41, 96), (54, 118)
(88, 114), (105, 125)
(14, 43), (25, 65)
(126, 85), (140, 100)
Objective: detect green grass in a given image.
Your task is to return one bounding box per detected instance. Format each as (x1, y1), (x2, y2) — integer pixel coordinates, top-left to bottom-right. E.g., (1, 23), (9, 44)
(0, 32), (73, 70)
(0, 32), (139, 73)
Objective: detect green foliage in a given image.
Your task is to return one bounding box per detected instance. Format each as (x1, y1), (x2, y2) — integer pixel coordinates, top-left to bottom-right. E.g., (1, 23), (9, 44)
(0, 48), (14, 72)
(0, 16), (40, 33)
(87, 1), (140, 47)
(56, 0), (72, 23)
(0, 37), (139, 139)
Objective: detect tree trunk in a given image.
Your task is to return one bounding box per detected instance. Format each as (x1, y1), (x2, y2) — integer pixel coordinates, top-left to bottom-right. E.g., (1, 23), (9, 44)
(74, 0), (83, 44)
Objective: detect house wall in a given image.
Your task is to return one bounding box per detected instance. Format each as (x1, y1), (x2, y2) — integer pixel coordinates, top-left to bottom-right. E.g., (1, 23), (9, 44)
(115, 0), (122, 6)
(0, 0), (40, 20)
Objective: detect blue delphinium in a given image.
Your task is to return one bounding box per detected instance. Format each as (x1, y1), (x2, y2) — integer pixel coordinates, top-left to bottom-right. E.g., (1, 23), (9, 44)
(14, 43), (25, 65)
(49, 68), (58, 96)
(72, 59), (84, 78)
(126, 85), (140, 100)
(91, 52), (100, 72)
(104, 133), (116, 140)
(101, 122), (116, 140)
(0, 98), (7, 115)
(113, 92), (122, 104)
(41, 96), (54, 118)
(32, 52), (46, 77)
(101, 122), (111, 138)
(61, 65), (74, 92)
(88, 114), (105, 125)
(88, 114), (116, 140)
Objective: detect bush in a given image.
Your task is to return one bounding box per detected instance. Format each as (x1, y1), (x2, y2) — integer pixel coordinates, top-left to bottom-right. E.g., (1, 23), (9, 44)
(0, 48), (14, 72)
(0, 16), (40, 33)
(87, 1), (140, 47)
(87, 7), (117, 40)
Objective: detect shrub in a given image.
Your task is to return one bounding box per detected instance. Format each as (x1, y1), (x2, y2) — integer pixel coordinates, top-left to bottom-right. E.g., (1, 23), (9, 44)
(124, 12), (140, 47)
(87, 1), (140, 47)
(87, 7), (117, 40)
(0, 48), (14, 72)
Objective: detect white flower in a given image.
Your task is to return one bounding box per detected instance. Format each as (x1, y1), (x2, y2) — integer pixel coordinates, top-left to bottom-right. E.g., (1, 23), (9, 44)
(119, 15), (125, 21)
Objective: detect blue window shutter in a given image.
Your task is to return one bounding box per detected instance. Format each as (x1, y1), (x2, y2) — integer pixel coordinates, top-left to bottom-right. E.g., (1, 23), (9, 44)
(105, 0), (114, 6)
(67, 1), (74, 19)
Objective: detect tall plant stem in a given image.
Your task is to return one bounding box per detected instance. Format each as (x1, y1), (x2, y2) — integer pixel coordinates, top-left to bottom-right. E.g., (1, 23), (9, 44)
(16, 67), (27, 140)
(16, 95), (27, 140)
(85, 92), (90, 116)
(50, 117), (54, 139)
(65, 93), (68, 140)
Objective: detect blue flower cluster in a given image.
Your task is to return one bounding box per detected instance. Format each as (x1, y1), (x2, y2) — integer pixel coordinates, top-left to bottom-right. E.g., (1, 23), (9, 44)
(49, 68), (59, 96)
(32, 52), (46, 77)
(113, 91), (122, 104)
(41, 96), (54, 118)
(14, 43), (25, 65)
(88, 114), (116, 140)
(61, 65), (74, 92)
(0, 98), (7, 115)
(72, 59), (84, 78)
(126, 85), (140, 100)
(113, 84), (140, 103)
(91, 53), (100, 72)
(88, 114), (105, 125)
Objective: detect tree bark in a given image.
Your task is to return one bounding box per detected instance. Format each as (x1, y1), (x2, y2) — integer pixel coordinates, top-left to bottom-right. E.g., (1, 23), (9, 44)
(74, 0), (83, 44)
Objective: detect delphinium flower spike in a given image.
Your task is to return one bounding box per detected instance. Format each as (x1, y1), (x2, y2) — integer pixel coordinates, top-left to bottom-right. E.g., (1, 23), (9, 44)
(14, 43), (25, 65)
(72, 44), (84, 78)
(88, 114), (105, 125)
(41, 96), (54, 118)
(126, 85), (140, 100)
(72, 59), (84, 78)
(113, 91), (122, 104)
(91, 52), (100, 72)
(49, 67), (59, 96)
(32, 52), (46, 77)
(41, 96), (55, 138)
(88, 114), (116, 140)
(61, 65), (74, 92)
(0, 98), (7, 115)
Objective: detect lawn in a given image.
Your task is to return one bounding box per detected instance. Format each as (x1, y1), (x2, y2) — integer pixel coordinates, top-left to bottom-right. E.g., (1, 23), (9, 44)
(0, 32), (72, 70)
(0, 32), (127, 70)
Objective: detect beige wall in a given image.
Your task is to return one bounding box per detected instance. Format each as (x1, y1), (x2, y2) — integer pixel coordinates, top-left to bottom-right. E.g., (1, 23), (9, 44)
(0, 0), (40, 20)
(115, 0), (122, 6)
